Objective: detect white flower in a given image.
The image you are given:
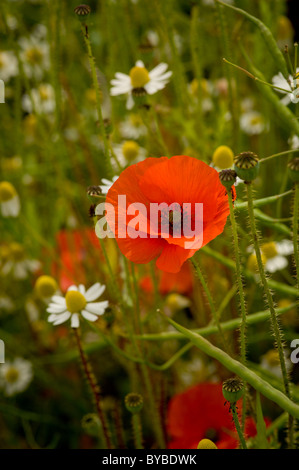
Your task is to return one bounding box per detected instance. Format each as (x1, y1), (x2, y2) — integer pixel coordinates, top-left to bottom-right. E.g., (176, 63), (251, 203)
(119, 114), (147, 139)
(0, 182), (20, 218)
(272, 69), (299, 105)
(289, 134), (299, 150)
(0, 51), (18, 81)
(47, 283), (109, 328)
(100, 176), (119, 195)
(110, 60), (172, 109)
(0, 358), (33, 396)
(112, 140), (147, 169)
(240, 110), (267, 135)
(19, 35), (50, 79)
(262, 240), (294, 273)
(22, 84), (55, 114)
(0, 242), (41, 280)
(0, 295), (14, 313)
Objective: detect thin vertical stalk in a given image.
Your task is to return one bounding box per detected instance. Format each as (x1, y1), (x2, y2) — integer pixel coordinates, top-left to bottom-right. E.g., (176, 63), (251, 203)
(231, 404), (247, 449)
(246, 183), (294, 448)
(132, 413), (143, 449)
(73, 327), (112, 449)
(292, 184), (299, 289)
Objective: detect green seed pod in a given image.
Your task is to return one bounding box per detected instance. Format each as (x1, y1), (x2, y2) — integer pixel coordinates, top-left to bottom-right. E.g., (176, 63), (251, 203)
(74, 4), (91, 19)
(222, 377), (244, 403)
(234, 152), (260, 182)
(288, 158), (299, 183)
(219, 169), (237, 190)
(125, 393), (144, 414)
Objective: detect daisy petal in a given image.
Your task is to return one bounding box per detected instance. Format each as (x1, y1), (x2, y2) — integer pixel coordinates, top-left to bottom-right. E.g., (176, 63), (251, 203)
(85, 283), (106, 302)
(85, 300), (109, 315)
(47, 305), (67, 314)
(71, 313), (80, 328)
(51, 311), (71, 325)
(149, 63), (168, 78)
(68, 285), (78, 292)
(51, 296), (66, 306)
(82, 310), (98, 322)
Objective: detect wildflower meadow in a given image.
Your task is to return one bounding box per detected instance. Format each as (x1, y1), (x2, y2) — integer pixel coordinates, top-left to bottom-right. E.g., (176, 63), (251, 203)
(1, 0), (299, 452)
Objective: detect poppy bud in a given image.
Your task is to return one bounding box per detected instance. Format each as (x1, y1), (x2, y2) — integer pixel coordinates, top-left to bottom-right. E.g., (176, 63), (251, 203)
(288, 158), (299, 183)
(234, 151), (260, 182)
(81, 413), (102, 437)
(125, 393), (144, 414)
(219, 169), (237, 190)
(222, 377), (244, 403)
(197, 439), (218, 449)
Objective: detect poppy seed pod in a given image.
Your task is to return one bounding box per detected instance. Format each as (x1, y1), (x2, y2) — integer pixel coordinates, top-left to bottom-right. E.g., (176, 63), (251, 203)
(74, 4), (91, 18)
(234, 152), (260, 182)
(222, 377), (244, 404)
(219, 169), (237, 190)
(288, 158), (299, 183)
(125, 393), (144, 414)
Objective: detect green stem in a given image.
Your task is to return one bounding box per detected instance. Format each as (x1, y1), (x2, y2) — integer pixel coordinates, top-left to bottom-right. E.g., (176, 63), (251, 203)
(191, 258), (228, 352)
(292, 184), (299, 289)
(228, 190), (248, 430)
(132, 414), (143, 449)
(231, 404), (247, 449)
(73, 327), (112, 449)
(246, 183), (294, 448)
(80, 23), (114, 178)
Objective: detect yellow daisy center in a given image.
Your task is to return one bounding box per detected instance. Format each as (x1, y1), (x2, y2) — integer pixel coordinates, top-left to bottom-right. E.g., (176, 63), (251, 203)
(25, 47), (43, 65)
(65, 290), (86, 313)
(250, 116), (263, 126)
(247, 253), (266, 273)
(35, 275), (58, 299)
(129, 66), (150, 88)
(212, 146), (234, 170)
(10, 242), (25, 262)
(0, 181), (16, 202)
(261, 242), (278, 260)
(39, 85), (50, 101)
(197, 439), (218, 449)
(264, 349), (280, 367)
(5, 367), (20, 383)
(122, 141), (139, 161)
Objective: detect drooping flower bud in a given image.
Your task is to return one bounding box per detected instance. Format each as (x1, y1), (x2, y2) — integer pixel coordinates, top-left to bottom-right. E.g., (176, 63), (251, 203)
(234, 151), (260, 182)
(222, 377), (244, 404)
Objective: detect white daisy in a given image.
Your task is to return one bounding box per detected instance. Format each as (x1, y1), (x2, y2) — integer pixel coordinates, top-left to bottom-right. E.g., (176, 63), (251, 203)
(272, 69), (299, 105)
(22, 84), (56, 114)
(119, 114), (147, 139)
(110, 60), (172, 109)
(112, 140), (147, 169)
(0, 358), (33, 396)
(0, 295), (14, 313)
(262, 240), (294, 273)
(100, 176), (119, 195)
(0, 242), (41, 280)
(289, 134), (299, 150)
(47, 283), (109, 328)
(19, 35), (50, 79)
(0, 51), (18, 81)
(240, 110), (267, 135)
(0, 182), (20, 218)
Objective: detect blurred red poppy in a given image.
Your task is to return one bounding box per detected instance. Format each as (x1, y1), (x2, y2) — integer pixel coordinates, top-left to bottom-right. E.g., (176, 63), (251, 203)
(167, 383), (268, 449)
(106, 155), (231, 273)
(140, 261), (194, 296)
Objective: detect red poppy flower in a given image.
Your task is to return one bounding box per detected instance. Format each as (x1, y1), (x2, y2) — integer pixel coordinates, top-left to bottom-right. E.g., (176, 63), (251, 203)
(140, 261), (194, 296)
(167, 383), (269, 449)
(106, 156), (230, 273)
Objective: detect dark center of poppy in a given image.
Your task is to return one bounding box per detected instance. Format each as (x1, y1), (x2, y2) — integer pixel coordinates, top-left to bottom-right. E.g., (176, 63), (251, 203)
(204, 428), (219, 442)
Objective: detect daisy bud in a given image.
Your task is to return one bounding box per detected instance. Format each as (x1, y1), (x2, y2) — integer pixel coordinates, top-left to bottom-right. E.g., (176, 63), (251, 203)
(35, 275), (58, 299)
(288, 158), (299, 183)
(197, 439), (218, 449)
(212, 145), (234, 170)
(219, 169), (237, 190)
(74, 4), (91, 17)
(125, 393), (144, 414)
(81, 413), (102, 437)
(222, 377), (244, 404)
(234, 151), (260, 182)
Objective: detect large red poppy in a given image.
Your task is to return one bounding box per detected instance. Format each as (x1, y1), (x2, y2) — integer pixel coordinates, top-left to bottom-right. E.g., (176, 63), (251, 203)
(106, 156), (230, 273)
(167, 383), (268, 449)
